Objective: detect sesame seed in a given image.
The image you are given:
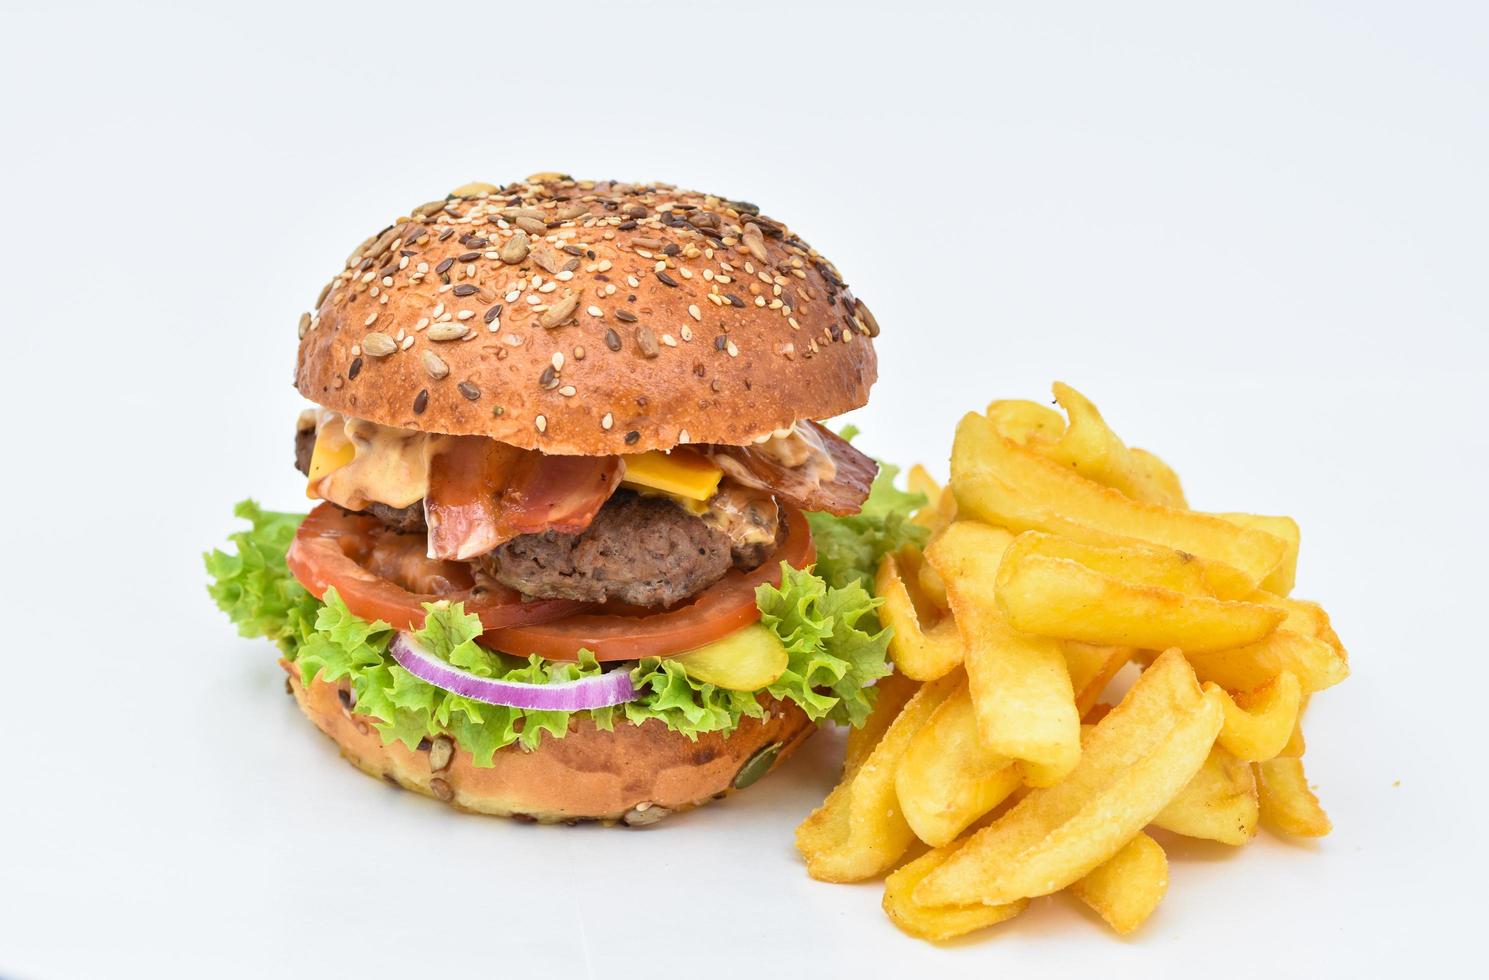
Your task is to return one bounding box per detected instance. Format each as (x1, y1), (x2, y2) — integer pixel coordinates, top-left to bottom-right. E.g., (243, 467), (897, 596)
(586, 305), (604, 318)
(601, 412), (614, 430)
(678, 429), (690, 444)
(687, 304), (701, 321)
(559, 385), (576, 397)
(536, 415), (547, 433)
(364, 312), (379, 326)
(552, 352), (565, 371)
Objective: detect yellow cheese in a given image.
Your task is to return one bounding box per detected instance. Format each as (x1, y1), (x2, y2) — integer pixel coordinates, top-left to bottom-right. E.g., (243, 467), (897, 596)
(305, 417), (355, 498)
(621, 450), (723, 502)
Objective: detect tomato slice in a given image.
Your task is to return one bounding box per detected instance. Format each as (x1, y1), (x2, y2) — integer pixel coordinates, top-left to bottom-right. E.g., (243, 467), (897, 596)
(286, 503), (589, 631)
(480, 503), (815, 661)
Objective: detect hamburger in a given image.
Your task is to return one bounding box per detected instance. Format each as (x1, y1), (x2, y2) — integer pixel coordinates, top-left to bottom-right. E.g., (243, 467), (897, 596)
(206, 174), (927, 825)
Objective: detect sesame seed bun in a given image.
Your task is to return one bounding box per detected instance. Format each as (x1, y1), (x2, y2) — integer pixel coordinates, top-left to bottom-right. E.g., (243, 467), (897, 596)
(285, 662), (816, 825)
(294, 174), (878, 454)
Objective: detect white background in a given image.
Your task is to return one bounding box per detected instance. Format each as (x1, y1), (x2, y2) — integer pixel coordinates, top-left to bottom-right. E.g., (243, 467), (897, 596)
(1, 2), (1484, 977)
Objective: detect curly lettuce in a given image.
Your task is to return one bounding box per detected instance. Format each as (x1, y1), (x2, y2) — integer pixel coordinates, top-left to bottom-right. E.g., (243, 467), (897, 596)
(205, 500), (893, 765)
(805, 461), (929, 591)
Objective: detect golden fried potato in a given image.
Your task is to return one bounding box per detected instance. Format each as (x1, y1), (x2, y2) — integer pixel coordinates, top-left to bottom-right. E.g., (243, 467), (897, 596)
(999, 531), (1255, 600)
(843, 670), (921, 777)
(897, 682), (1022, 847)
(877, 551), (965, 681)
(985, 398), (1066, 446)
(950, 412), (1288, 585)
(1047, 383), (1187, 509)
(1131, 448), (1188, 509)
(927, 521), (1081, 787)
(1070, 832), (1169, 934)
(1152, 743), (1258, 845)
(883, 837), (1028, 941)
(1209, 671), (1302, 761)
(1213, 513), (1300, 595)
(1064, 642), (1133, 717)
(994, 536), (1285, 654)
(1186, 595), (1346, 693)
(1256, 757), (1332, 838)
(914, 651), (1223, 907)
(1280, 711), (1307, 758)
(796, 671), (962, 882)
(908, 464), (958, 533)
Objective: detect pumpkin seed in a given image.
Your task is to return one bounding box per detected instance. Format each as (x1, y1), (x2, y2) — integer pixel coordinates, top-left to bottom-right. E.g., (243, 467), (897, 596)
(732, 741), (783, 789)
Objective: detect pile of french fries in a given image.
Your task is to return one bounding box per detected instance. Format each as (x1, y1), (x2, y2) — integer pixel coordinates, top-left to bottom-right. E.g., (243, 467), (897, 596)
(796, 383), (1346, 941)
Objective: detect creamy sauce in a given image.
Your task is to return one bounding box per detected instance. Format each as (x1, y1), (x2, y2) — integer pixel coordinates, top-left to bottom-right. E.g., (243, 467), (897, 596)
(755, 421), (838, 483)
(309, 410), (433, 510)
(702, 483), (780, 557)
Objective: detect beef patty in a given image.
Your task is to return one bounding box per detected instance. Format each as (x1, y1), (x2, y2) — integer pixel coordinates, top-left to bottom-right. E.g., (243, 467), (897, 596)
(481, 491), (736, 607)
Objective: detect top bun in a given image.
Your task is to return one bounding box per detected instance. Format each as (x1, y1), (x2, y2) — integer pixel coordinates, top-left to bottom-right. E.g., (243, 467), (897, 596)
(294, 174), (879, 455)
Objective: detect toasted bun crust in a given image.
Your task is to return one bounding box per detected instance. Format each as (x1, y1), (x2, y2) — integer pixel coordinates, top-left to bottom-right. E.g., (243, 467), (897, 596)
(284, 663), (815, 825)
(294, 175), (878, 454)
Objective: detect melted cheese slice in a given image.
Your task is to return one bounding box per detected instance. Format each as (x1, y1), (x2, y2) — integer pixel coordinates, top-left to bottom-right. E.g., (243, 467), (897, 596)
(622, 450), (723, 504)
(307, 412), (432, 510)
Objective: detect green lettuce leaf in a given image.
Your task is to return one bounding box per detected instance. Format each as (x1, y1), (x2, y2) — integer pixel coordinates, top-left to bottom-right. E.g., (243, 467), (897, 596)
(206, 499), (899, 765)
(805, 461), (929, 591)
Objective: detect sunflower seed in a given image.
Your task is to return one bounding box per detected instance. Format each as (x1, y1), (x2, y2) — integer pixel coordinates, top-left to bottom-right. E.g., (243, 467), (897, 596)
(427, 323), (468, 341)
(428, 735), (454, 771)
(514, 216), (547, 235)
(539, 293), (580, 329)
(531, 245), (563, 275)
(361, 332), (397, 357)
(422, 350), (450, 379)
(500, 231), (530, 265)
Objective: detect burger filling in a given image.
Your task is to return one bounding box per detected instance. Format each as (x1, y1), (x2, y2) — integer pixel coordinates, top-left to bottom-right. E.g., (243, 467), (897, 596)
(292, 410), (870, 610)
(210, 411), (927, 767)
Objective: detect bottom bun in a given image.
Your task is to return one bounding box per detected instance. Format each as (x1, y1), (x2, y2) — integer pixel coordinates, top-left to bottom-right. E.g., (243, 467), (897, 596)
(283, 662), (816, 825)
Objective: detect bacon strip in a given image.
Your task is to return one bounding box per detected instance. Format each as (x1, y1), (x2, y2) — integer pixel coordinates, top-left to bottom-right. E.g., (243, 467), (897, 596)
(708, 421), (877, 516)
(425, 437), (623, 561)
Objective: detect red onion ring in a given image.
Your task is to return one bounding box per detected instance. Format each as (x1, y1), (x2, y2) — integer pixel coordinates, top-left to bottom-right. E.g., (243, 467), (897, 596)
(388, 632), (635, 710)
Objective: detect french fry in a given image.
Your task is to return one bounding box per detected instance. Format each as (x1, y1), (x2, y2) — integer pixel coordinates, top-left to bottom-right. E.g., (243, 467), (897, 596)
(796, 671), (962, 881)
(1214, 513), (1300, 596)
(1064, 642), (1132, 716)
(995, 540), (1285, 654)
(998, 530), (1255, 600)
(1151, 743), (1258, 845)
(917, 558), (950, 614)
(883, 836), (1028, 941)
(1047, 383), (1187, 509)
(927, 521), (1081, 787)
(1186, 629), (1347, 694)
(1280, 711), (1307, 758)
(985, 398), (1066, 446)
(914, 651), (1223, 906)
(1209, 671), (1302, 761)
(1256, 757), (1332, 838)
(896, 682), (1022, 847)
(951, 412), (1288, 586)
(908, 464), (957, 532)
(1070, 832), (1169, 935)
(877, 551), (964, 681)
(843, 669), (921, 777)
(907, 463), (941, 501)
(1131, 448), (1188, 509)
